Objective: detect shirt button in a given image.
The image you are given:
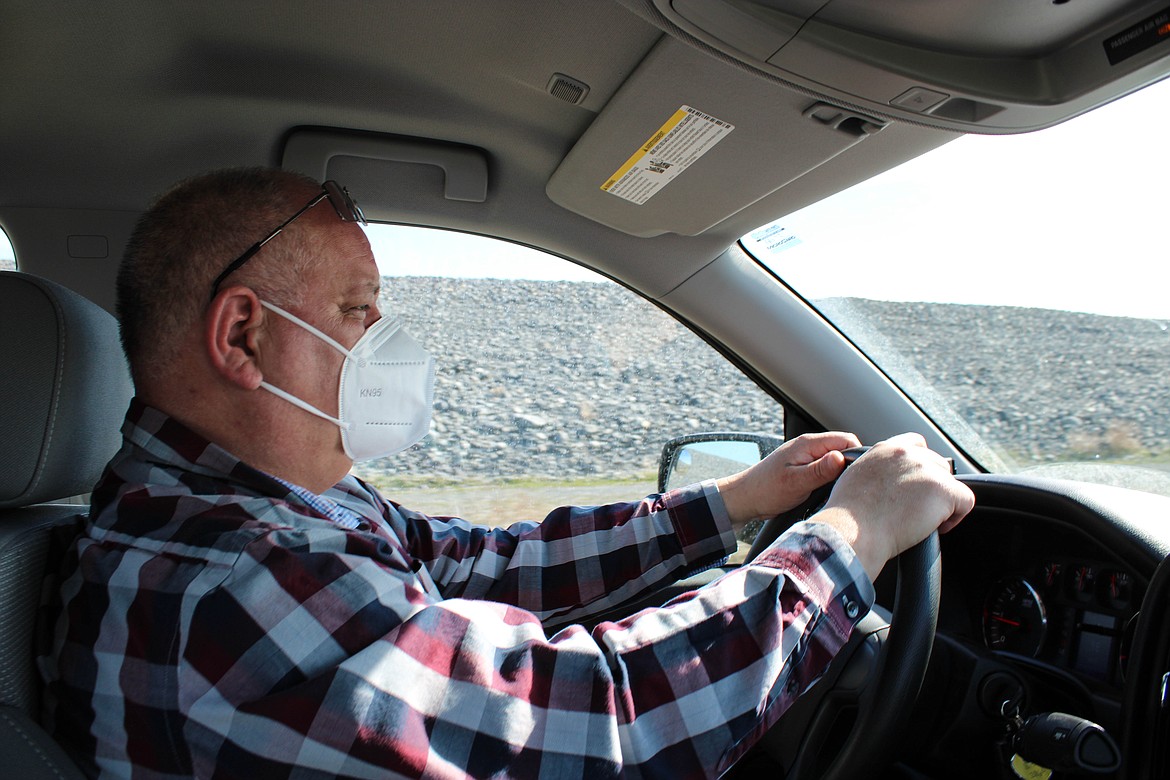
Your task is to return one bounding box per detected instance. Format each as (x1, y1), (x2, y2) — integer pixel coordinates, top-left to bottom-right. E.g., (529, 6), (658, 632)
(844, 598), (860, 619)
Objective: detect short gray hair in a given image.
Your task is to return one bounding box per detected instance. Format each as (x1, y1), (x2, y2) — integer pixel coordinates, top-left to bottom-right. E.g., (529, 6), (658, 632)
(117, 167), (324, 387)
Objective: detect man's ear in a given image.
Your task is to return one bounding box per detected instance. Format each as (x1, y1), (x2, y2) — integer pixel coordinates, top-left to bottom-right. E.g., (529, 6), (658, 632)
(205, 285), (266, 390)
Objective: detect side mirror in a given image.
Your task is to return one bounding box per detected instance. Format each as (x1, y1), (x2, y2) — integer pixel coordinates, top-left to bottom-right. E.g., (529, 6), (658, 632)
(658, 432), (784, 492)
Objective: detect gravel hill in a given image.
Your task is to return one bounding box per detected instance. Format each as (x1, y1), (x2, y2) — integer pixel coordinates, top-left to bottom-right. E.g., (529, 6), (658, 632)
(363, 277), (1170, 485)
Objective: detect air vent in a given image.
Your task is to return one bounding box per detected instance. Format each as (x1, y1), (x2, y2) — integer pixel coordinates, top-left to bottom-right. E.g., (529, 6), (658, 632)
(547, 73), (590, 105)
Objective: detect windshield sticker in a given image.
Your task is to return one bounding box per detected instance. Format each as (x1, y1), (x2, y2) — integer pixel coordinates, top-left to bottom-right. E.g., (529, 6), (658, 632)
(748, 223), (802, 255)
(1104, 6), (1170, 65)
(601, 105), (734, 205)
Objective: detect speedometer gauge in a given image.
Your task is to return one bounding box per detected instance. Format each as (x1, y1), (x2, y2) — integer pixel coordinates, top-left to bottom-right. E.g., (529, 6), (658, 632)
(983, 577), (1048, 657)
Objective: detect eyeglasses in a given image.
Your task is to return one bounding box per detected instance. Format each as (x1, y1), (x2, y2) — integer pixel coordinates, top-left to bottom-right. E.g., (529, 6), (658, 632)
(209, 180), (367, 298)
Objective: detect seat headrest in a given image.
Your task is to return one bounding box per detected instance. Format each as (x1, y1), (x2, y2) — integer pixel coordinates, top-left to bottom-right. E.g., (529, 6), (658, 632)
(0, 272), (132, 509)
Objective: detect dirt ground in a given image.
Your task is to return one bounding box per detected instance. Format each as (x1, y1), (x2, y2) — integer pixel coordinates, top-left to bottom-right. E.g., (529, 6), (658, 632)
(382, 479), (657, 525)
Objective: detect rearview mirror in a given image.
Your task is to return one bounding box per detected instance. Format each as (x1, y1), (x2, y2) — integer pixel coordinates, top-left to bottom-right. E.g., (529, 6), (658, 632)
(658, 432), (784, 492)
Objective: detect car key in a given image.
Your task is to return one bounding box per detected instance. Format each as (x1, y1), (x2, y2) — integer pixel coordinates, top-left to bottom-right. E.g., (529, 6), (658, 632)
(1011, 712), (1121, 777)
(1009, 753), (1052, 780)
(996, 698), (1052, 780)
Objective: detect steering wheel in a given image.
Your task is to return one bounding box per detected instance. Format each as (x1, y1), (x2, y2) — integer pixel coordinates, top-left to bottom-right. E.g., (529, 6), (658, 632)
(742, 447), (942, 780)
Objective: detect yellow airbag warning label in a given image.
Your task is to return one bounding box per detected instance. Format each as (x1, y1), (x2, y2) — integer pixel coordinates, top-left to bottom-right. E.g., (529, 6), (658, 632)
(601, 105), (734, 205)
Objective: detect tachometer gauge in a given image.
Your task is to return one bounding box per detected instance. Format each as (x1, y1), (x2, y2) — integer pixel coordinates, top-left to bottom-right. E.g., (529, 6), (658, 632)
(983, 577), (1048, 657)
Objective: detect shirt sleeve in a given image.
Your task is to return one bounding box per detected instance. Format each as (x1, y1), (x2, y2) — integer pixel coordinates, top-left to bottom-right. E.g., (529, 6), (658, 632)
(388, 480), (739, 625)
(178, 514), (874, 779)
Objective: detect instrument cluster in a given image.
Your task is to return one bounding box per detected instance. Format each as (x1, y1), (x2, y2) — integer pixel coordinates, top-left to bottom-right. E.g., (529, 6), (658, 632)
(982, 559), (1140, 686)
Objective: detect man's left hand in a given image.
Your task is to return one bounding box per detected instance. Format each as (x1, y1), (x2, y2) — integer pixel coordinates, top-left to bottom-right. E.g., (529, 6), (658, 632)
(715, 431), (862, 534)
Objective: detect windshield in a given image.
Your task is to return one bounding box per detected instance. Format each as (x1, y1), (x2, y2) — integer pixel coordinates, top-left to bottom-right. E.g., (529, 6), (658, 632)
(741, 77), (1170, 497)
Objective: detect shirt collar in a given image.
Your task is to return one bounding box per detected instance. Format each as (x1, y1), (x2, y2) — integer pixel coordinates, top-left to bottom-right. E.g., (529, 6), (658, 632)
(271, 476), (363, 529)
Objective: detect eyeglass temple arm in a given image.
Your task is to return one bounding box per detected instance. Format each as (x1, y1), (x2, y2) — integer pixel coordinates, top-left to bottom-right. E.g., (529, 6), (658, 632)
(210, 242), (263, 299)
(209, 191), (328, 298)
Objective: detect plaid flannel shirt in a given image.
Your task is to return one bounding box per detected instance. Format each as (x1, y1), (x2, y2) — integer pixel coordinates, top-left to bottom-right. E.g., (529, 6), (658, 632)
(40, 399), (874, 779)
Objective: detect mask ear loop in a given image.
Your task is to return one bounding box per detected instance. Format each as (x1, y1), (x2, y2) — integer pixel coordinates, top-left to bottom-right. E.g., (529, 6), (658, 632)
(257, 381), (352, 430)
(261, 301), (354, 357)
(257, 301), (359, 430)
(261, 301), (402, 364)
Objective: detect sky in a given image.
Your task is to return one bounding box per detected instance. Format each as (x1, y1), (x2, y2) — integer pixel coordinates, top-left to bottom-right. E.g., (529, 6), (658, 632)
(4, 76), (1166, 318)
(742, 74), (1170, 320)
(368, 227), (603, 283)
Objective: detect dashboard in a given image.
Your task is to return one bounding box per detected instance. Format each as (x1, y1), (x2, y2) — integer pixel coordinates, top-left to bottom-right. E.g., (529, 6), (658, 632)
(940, 506), (1144, 691)
(879, 474), (1170, 778)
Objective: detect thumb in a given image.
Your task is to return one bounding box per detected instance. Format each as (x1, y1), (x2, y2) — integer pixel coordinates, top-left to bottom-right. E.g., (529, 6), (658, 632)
(806, 449), (847, 488)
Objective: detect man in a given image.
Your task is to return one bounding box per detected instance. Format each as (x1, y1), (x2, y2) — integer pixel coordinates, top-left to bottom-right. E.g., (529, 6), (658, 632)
(40, 168), (974, 779)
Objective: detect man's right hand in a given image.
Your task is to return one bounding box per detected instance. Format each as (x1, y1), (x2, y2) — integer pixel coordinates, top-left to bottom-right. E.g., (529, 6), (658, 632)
(811, 433), (975, 581)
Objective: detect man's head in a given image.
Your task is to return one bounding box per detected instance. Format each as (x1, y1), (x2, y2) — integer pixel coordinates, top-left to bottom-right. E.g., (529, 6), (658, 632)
(118, 168), (327, 386)
(117, 167), (383, 490)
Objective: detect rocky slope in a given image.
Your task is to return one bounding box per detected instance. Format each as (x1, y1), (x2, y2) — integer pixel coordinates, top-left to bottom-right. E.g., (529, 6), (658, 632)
(362, 277), (1170, 484)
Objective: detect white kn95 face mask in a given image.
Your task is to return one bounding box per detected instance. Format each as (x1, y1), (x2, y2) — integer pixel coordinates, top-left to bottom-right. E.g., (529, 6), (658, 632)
(258, 301), (435, 461)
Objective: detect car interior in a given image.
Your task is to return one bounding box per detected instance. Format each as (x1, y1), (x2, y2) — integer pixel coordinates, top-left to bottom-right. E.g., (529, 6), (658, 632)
(3, 1), (1170, 778)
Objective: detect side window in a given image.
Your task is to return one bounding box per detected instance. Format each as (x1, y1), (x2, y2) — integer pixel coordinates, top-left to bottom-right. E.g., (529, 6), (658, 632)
(353, 225), (782, 522)
(0, 226), (15, 270)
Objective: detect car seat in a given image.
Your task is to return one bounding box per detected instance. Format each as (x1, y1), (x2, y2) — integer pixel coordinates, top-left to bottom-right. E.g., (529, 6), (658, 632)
(0, 271), (132, 779)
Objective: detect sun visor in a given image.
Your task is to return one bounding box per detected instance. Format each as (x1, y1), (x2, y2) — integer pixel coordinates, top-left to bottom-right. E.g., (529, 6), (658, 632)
(546, 38), (885, 238)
